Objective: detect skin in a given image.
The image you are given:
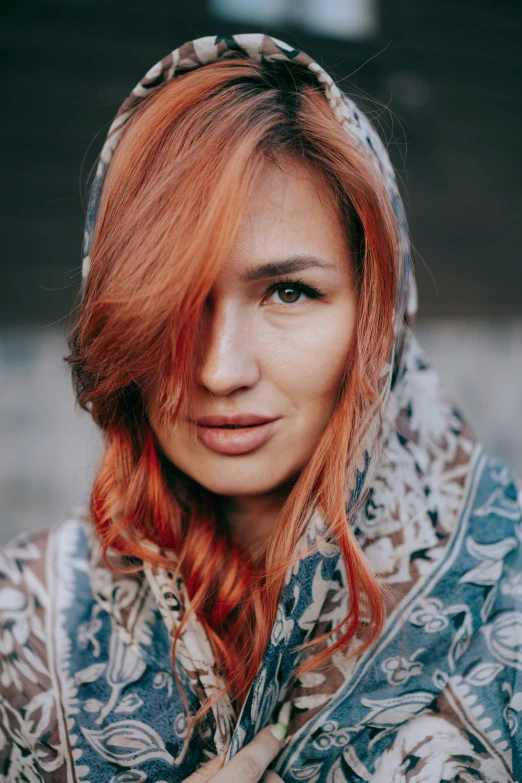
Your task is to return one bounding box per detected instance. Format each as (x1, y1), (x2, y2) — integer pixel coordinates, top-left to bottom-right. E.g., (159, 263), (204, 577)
(147, 155), (358, 557)
(183, 724), (285, 782)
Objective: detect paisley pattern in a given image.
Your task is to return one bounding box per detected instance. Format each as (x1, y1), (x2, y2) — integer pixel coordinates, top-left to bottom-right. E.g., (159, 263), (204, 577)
(1, 33), (521, 782)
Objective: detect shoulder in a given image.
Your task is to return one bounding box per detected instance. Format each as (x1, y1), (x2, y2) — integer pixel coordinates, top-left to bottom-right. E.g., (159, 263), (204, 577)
(0, 504), (93, 697)
(471, 452), (522, 522)
(461, 452), (522, 598)
(419, 451), (522, 666)
(0, 502), (92, 618)
(0, 506), (97, 776)
(404, 455), (522, 781)
(364, 455), (522, 782)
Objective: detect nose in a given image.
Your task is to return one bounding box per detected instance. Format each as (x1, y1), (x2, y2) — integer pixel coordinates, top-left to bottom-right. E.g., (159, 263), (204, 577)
(197, 299), (260, 397)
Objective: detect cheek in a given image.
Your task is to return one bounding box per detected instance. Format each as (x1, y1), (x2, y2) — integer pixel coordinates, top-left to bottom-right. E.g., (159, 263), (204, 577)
(263, 304), (356, 409)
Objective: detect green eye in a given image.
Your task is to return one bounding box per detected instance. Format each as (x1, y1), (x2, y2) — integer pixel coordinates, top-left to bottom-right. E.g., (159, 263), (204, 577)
(277, 285), (302, 304)
(264, 277), (324, 305)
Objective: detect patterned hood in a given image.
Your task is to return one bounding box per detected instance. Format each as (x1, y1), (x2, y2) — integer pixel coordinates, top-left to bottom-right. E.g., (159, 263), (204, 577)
(54, 32), (522, 781)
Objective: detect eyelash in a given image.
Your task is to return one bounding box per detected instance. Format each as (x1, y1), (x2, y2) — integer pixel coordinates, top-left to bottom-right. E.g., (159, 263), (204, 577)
(263, 276), (325, 305)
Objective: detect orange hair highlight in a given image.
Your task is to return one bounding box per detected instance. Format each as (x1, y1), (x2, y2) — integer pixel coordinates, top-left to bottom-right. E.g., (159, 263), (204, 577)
(67, 56), (399, 729)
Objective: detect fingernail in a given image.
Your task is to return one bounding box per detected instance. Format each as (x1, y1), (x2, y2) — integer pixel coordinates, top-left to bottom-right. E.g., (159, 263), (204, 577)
(269, 722), (287, 742)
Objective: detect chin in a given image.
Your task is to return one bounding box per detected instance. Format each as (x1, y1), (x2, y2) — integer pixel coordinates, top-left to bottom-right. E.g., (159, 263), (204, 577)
(183, 454), (295, 497)
(195, 471), (286, 497)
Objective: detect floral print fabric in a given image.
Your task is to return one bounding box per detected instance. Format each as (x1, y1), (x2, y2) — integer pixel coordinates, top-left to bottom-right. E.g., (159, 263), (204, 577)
(1, 33), (522, 783)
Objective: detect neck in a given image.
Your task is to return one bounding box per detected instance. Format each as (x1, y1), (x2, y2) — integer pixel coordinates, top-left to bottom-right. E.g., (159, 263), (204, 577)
(220, 481), (295, 559)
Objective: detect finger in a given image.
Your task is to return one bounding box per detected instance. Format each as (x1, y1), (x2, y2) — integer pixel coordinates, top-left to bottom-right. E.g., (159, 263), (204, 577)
(261, 772), (285, 782)
(183, 753), (223, 782)
(210, 725), (284, 783)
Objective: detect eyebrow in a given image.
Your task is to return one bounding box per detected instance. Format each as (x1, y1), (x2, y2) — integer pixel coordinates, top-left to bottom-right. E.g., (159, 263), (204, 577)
(241, 255), (337, 282)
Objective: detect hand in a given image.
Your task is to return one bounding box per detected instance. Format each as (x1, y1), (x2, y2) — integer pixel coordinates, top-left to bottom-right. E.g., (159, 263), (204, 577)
(183, 724), (285, 782)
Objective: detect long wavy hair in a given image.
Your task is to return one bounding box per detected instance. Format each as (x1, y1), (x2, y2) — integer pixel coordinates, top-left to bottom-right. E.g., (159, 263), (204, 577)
(67, 55), (399, 729)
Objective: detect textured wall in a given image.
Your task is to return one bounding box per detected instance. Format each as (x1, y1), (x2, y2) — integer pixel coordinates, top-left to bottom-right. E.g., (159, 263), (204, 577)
(2, 0), (521, 323)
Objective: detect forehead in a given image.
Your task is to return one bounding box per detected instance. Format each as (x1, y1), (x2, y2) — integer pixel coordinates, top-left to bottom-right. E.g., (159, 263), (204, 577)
(220, 157), (351, 279)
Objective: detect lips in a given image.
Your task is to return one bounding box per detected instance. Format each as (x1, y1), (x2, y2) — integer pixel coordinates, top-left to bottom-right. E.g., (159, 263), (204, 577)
(195, 414), (279, 456)
(197, 413), (275, 427)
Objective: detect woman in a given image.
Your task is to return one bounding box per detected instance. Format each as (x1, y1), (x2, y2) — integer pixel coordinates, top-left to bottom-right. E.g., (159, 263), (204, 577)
(1, 33), (521, 783)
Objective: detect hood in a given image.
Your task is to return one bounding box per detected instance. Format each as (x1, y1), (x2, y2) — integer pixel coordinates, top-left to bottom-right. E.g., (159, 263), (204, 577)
(82, 33), (416, 449)
(80, 33), (481, 766)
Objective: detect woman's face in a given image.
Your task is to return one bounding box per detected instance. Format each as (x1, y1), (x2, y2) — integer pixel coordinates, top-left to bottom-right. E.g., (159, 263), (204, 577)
(148, 157), (358, 497)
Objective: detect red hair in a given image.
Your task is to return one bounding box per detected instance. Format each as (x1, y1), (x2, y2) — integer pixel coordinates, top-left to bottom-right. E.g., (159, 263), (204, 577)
(68, 56), (399, 729)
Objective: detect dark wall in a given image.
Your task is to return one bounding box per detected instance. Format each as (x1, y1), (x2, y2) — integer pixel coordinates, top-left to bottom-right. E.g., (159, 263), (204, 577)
(2, 0), (521, 324)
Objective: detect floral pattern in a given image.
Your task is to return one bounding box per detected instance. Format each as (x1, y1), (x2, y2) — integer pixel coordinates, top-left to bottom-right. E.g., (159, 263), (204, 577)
(1, 33), (522, 783)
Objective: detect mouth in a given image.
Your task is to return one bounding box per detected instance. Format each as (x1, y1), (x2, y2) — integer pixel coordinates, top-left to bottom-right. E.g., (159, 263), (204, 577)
(194, 415), (279, 456)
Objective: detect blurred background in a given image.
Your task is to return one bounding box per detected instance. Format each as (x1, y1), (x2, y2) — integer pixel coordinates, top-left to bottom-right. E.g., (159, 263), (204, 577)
(1, 0), (521, 545)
